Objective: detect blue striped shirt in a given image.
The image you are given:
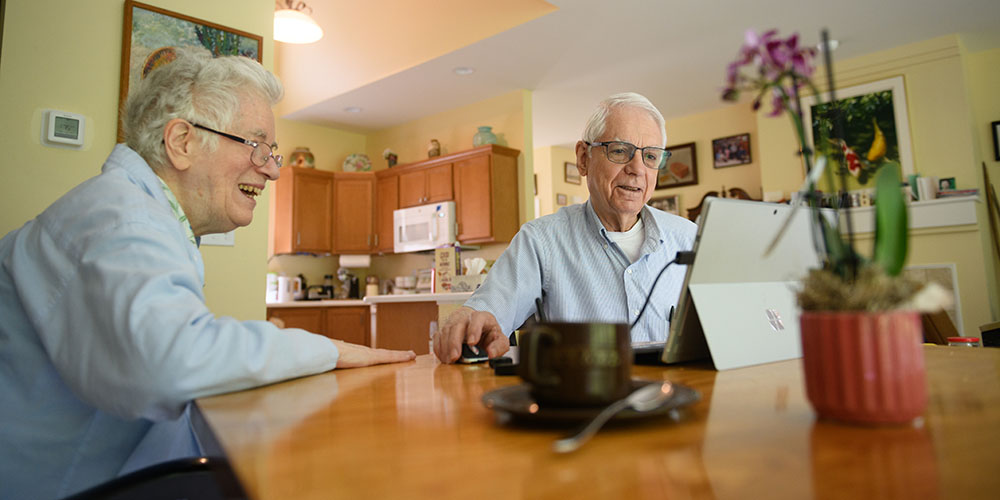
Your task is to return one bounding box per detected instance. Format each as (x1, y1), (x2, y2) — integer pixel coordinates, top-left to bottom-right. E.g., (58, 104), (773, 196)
(464, 200), (698, 342)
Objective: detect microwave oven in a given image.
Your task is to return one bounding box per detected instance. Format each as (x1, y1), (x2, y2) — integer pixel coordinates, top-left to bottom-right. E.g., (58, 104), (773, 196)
(393, 201), (457, 253)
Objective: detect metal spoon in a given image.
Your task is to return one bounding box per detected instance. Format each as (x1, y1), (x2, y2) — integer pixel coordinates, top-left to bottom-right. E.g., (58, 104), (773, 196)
(552, 381), (674, 453)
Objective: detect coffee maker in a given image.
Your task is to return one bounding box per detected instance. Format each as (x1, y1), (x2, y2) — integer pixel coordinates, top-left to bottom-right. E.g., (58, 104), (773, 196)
(336, 267), (360, 299)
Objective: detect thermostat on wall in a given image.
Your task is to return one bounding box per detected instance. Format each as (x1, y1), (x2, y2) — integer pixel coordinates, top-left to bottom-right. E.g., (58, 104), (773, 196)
(43, 109), (85, 147)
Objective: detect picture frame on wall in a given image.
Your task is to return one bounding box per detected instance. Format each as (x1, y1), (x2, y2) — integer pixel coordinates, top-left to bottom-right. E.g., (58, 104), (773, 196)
(556, 193), (568, 206)
(712, 133), (752, 168)
(648, 194), (680, 216)
(656, 142), (698, 189)
(992, 120), (1000, 161)
(802, 76), (914, 186)
(564, 162), (581, 184)
(118, 1), (262, 142)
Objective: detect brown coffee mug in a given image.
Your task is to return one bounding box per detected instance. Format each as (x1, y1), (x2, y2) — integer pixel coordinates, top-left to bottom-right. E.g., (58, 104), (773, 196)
(518, 322), (632, 407)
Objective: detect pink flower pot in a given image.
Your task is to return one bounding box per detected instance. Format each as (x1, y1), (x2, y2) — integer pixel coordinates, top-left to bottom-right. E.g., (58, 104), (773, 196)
(800, 310), (927, 424)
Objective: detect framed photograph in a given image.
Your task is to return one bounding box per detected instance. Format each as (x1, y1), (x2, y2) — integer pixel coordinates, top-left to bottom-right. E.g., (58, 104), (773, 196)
(992, 120), (1000, 161)
(556, 193), (568, 206)
(118, 1), (262, 141)
(712, 133), (752, 168)
(656, 142), (698, 189)
(648, 195), (680, 216)
(938, 177), (956, 191)
(803, 76), (914, 186)
(564, 162), (581, 184)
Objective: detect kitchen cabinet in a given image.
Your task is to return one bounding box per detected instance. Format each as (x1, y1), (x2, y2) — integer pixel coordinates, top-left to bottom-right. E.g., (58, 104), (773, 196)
(374, 171), (398, 253)
(267, 304), (370, 346)
(267, 307), (324, 333)
(272, 167), (334, 254)
(332, 172), (375, 253)
(325, 306), (371, 345)
(454, 145), (521, 245)
(399, 163), (453, 208)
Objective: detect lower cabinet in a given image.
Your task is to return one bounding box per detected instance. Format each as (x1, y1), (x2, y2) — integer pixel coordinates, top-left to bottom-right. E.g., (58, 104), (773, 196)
(372, 302), (438, 355)
(267, 306), (370, 347)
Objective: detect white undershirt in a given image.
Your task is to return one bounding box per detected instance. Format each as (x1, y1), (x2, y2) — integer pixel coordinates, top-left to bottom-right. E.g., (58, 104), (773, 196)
(605, 216), (645, 263)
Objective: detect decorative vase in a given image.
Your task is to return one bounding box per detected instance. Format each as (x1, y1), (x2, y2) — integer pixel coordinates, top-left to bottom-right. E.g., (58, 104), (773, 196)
(289, 147), (315, 168)
(473, 126), (498, 146)
(800, 310), (927, 425)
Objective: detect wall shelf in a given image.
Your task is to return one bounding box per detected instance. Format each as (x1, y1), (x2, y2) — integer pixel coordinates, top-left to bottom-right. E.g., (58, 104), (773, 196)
(840, 196), (979, 234)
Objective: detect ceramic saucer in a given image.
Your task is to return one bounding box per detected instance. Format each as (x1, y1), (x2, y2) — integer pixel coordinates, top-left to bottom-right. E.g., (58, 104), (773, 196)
(482, 379), (699, 423)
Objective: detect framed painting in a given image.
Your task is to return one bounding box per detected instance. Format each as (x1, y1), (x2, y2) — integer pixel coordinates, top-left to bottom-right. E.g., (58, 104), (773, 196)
(564, 162), (581, 185)
(992, 120), (1000, 161)
(656, 142), (698, 189)
(803, 76), (913, 187)
(118, 1), (262, 141)
(648, 195), (680, 216)
(556, 193), (568, 206)
(712, 133), (752, 168)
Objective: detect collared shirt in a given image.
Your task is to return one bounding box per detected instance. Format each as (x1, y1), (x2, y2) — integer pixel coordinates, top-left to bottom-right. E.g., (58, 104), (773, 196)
(464, 200), (698, 342)
(0, 144), (339, 499)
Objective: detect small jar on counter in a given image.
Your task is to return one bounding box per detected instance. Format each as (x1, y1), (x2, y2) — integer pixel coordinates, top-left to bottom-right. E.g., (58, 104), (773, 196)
(947, 337), (981, 347)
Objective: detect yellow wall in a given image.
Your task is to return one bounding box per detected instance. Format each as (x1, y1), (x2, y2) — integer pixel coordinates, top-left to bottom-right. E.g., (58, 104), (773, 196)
(533, 146), (586, 217)
(754, 35), (998, 330)
(0, 0), (277, 321)
(965, 45), (1000, 321)
(655, 105), (764, 216)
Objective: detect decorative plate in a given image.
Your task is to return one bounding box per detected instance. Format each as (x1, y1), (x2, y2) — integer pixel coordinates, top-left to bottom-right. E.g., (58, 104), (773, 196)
(343, 153), (372, 172)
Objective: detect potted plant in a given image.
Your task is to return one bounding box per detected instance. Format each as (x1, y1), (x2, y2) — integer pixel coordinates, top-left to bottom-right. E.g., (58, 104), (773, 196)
(722, 30), (950, 424)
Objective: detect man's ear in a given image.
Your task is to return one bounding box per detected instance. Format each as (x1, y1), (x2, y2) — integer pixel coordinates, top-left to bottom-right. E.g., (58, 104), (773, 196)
(575, 141), (589, 177)
(163, 118), (196, 172)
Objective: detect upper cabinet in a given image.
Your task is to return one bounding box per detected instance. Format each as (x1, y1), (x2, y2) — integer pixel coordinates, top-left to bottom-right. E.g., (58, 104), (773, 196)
(273, 167), (334, 254)
(333, 172), (375, 254)
(374, 171), (398, 254)
(399, 162), (453, 208)
(453, 145), (520, 245)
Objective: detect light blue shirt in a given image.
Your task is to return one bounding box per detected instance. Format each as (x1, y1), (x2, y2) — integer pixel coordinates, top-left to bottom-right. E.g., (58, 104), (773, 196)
(464, 200), (698, 341)
(0, 144), (339, 500)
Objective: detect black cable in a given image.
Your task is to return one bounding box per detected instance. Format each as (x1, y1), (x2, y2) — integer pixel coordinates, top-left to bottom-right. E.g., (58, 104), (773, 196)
(630, 251), (695, 330)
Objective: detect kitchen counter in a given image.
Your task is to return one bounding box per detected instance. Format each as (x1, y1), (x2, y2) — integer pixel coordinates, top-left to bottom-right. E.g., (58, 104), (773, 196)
(364, 292), (472, 305)
(265, 299), (367, 308)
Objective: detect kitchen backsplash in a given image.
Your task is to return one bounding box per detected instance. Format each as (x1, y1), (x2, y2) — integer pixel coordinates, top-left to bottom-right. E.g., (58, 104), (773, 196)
(266, 243), (506, 298)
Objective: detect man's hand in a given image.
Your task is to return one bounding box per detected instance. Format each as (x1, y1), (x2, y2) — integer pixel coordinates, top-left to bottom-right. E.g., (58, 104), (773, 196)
(433, 307), (509, 363)
(332, 340), (416, 369)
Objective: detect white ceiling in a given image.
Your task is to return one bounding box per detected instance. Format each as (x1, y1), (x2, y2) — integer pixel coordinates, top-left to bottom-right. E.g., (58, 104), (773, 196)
(281, 0), (1000, 149)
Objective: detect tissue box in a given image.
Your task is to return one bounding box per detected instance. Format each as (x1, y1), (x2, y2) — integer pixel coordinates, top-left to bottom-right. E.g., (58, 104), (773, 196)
(451, 274), (486, 293)
(434, 247), (459, 293)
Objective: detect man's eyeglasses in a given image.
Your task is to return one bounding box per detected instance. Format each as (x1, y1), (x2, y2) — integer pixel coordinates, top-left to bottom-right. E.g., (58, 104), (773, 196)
(191, 123), (283, 168)
(586, 141), (671, 170)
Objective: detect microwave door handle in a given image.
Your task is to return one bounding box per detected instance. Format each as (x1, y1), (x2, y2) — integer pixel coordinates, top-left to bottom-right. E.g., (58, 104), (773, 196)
(430, 217), (439, 241)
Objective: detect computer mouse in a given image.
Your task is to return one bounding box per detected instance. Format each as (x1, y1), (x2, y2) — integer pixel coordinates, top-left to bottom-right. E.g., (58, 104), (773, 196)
(458, 344), (489, 364)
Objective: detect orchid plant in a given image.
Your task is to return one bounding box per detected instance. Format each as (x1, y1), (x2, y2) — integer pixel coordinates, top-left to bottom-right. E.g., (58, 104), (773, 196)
(722, 29), (933, 312)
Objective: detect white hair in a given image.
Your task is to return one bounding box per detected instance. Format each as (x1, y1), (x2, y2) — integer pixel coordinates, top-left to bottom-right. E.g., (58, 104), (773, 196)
(581, 92), (667, 146)
(123, 46), (283, 169)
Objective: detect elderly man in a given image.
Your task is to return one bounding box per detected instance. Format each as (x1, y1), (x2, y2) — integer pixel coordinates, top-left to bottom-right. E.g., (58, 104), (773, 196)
(434, 92), (697, 364)
(0, 48), (414, 499)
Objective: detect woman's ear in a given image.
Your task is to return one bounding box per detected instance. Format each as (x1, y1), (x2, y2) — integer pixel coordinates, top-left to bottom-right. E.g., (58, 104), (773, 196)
(575, 140), (589, 177)
(162, 119), (196, 172)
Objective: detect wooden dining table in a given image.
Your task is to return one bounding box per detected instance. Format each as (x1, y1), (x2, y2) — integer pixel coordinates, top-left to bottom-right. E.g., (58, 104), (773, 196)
(193, 346), (1000, 499)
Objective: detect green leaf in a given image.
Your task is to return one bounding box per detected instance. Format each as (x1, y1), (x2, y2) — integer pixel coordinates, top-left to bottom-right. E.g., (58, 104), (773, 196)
(872, 165), (908, 275)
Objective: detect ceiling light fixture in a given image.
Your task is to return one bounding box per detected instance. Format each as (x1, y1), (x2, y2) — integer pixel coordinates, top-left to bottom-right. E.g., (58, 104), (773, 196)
(453, 67), (475, 76)
(274, 1), (323, 44)
(344, 106), (363, 113)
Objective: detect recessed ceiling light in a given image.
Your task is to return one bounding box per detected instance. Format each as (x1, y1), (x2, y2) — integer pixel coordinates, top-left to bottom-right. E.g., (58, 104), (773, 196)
(453, 66), (475, 76)
(344, 106), (363, 113)
(817, 39), (840, 52)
